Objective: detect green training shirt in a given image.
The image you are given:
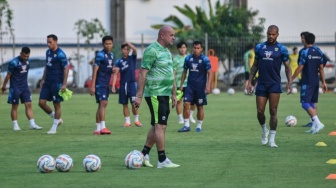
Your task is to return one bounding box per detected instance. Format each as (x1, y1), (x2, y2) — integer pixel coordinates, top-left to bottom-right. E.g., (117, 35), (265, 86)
(173, 54), (188, 88)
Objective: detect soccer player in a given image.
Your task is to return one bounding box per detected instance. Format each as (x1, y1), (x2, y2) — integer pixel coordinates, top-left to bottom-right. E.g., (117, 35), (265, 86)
(38, 34), (69, 134)
(291, 32), (327, 134)
(112, 42), (142, 127)
(245, 25), (292, 148)
(133, 25), (180, 168)
(177, 41), (212, 133)
(89, 36), (114, 135)
(1, 47), (42, 131)
(172, 41), (196, 124)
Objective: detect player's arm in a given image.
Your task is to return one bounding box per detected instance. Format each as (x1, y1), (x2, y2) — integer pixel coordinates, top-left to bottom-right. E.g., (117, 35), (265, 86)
(126, 42), (137, 55)
(40, 67), (47, 88)
(90, 66), (99, 96)
(111, 67), (120, 93)
(245, 59), (258, 94)
(62, 66), (69, 91)
(206, 69), (212, 94)
(134, 68), (149, 108)
(292, 65), (303, 81)
(319, 62), (327, 92)
(283, 60), (293, 94)
(179, 69), (187, 91)
(1, 73), (11, 92)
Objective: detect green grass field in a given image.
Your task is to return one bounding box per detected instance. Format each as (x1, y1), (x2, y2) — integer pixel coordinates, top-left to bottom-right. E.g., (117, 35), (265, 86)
(0, 91), (336, 188)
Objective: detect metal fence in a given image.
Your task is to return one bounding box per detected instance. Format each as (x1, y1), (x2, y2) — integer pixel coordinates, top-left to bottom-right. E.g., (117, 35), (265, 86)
(0, 34), (335, 88)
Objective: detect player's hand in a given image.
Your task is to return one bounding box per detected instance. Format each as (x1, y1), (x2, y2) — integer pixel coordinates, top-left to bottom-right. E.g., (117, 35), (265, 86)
(89, 86), (95, 96)
(245, 80), (253, 94)
(286, 83), (292, 95)
(205, 86), (211, 95)
(321, 83), (328, 93)
(60, 85), (66, 93)
(1, 86), (6, 93)
(171, 94), (177, 109)
(111, 86), (116, 93)
(39, 80), (44, 88)
(133, 97), (142, 109)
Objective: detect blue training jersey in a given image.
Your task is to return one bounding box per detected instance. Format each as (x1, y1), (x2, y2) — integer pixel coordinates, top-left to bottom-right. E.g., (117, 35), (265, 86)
(45, 48), (68, 83)
(94, 50), (114, 87)
(184, 54), (211, 89)
(255, 41), (289, 84)
(7, 56), (29, 89)
(115, 54), (137, 84)
(299, 46), (324, 86)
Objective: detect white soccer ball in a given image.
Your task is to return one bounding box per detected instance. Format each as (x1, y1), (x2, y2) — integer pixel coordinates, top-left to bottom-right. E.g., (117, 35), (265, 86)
(319, 87), (323, 94)
(291, 87), (298, 94)
(285, 115), (297, 127)
(37, 155), (56, 173)
(227, 88), (235, 95)
(212, 88), (220, 95)
(55, 154), (73, 172)
(125, 152), (143, 169)
(83, 154), (101, 172)
(130, 150), (144, 161)
(333, 88), (336, 94)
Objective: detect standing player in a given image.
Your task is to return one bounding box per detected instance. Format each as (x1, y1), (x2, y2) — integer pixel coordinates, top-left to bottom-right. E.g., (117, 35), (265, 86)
(112, 42), (142, 127)
(39, 34), (69, 134)
(89, 35), (114, 135)
(177, 41), (212, 133)
(172, 41), (196, 124)
(291, 33), (327, 134)
(133, 25), (180, 168)
(245, 25), (292, 148)
(1, 47), (42, 131)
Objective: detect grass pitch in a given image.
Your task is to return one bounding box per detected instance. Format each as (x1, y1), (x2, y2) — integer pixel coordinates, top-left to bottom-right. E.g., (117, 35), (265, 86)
(0, 91), (336, 188)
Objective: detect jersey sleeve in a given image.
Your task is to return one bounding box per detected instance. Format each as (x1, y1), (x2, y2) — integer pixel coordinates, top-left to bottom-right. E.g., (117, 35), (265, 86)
(183, 55), (190, 70)
(203, 56), (212, 71)
(7, 60), (17, 74)
(94, 51), (104, 67)
(254, 43), (263, 61)
(141, 48), (156, 70)
(58, 51), (68, 68)
(115, 58), (121, 68)
(280, 45), (289, 62)
(131, 54), (137, 65)
(172, 56), (178, 71)
(298, 49), (308, 66)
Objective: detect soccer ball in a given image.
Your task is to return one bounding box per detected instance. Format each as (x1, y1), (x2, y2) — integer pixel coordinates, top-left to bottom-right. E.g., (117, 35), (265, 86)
(333, 88), (336, 94)
(37, 155), (56, 173)
(83, 154), (101, 172)
(285, 115), (297, 127)
(55, 154), (73, 172)
(130, 150), (144, 161)
(227, 88), (235, 95)
(212, 88), (220, 95)
(125, 151), (143, 169)
(291, 87), (298, 94)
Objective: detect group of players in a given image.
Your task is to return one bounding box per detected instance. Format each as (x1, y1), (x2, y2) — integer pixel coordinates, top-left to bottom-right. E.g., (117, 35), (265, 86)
(0, 24), (328, 168)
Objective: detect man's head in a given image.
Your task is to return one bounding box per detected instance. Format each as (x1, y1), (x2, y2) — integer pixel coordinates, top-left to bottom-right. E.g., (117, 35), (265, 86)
(305, 33), (315, 45)
(292, 47), (298, 54)
(192, 41), (203, 57)
(121, 44), (130, 57)
(300, 31), (309, 46)
(102, 36), (113, 52)
(176, 41), (187, 55)
(20, 46), (30, 61)
(157, 25), (175, 47)
(47, 34), (58, 51)
(266, 25), (279, 44)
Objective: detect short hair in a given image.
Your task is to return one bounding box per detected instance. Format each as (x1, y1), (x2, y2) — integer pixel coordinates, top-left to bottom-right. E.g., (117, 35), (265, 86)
(47, 34), (58, 41)
(193, 41), (202, 48)
(102, 36), (113, 44)
(305, 33), (315, 45)
(121, 44), (128, 49)
(177, 41), (187, 49)
(300, 31), (309, 38)
(292, 46), (298, 51)
(21, 46), (30, 54)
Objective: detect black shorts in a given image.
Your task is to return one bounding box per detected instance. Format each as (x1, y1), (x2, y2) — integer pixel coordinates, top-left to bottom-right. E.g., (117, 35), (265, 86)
(145, 96), (170, 126)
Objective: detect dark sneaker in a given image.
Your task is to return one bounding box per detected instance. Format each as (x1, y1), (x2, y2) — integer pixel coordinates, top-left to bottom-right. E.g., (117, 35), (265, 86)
(178, 126), (190, 132)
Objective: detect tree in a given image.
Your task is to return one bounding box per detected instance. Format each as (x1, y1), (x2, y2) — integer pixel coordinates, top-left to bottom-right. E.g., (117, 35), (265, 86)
(0, 0), (14, 63)
(151, 0), (265, 72)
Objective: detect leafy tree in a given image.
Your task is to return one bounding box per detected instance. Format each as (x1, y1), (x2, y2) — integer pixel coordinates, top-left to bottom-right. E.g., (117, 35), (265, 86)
(0, 0), (14, 62)
(151, 0), (265, 70)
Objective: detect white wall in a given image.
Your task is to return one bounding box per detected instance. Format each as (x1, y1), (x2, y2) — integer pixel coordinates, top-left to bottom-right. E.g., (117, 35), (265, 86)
(248, 0), (336, 38)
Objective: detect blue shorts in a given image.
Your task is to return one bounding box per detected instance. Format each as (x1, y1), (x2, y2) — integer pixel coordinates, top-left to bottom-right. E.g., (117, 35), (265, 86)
(300, 84), (319, 103)
(8, 87), (32, 104)
(119, 82), (136, 105)
(183, 86), (207, 106)
(255, 83), (282, 97)
(39, 82), (63, 103)
(95, 85), (110, 103)
(145, 96), (170, 126)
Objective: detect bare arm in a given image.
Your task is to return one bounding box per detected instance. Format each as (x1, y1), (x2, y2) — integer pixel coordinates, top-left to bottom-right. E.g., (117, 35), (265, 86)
(39, 67), (47, 88)
(61, 66), (69, 92)
(126, 42), (137, 56)
(206, 69), (212, 94)
(90, 66), (99, 96)
(245, 59), (258, 93)
(319, 64), (327, 92)
(133, 68), (149, 108)
(179, 69), (187, 91)
(111, 67), (120, 93)
(283, 60), (293, 94)
(291, 65), (303, 81)
(1, 73), (11, 92)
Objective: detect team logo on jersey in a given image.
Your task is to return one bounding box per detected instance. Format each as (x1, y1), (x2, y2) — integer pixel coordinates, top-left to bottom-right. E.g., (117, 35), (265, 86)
(18, 61), (22, 66)
(105, 54), (108, 58)
(262, 45), (267, 49)
(308, 55), (312, 59)
(275, 48), (279, 51)
(21, 65), (27, 73)
(190, 58), (193, 61)
(191, 63), (199, 72)
(198, 99), (203, 104)
(54, 54), (57, 57)
(121, 61), (129, 70)
(47, 57), (52, 66)
(198, 59), (202, 64)
(107, 60), (113, 68)
(263, 51), (273, 60)
(27, 61), (29, 65)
